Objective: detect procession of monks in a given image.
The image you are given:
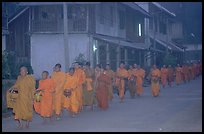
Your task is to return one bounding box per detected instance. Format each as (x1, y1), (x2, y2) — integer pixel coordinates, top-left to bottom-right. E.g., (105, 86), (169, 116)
(6, 61), (202, 129)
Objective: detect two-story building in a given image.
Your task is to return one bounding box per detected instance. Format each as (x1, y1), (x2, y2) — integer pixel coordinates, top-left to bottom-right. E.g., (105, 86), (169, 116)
(6, 2), (150, 79)
(136, 2), (185, 67)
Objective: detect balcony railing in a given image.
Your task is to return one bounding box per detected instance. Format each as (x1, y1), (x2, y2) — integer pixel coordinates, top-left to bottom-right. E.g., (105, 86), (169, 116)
(31, 18), (87, 33)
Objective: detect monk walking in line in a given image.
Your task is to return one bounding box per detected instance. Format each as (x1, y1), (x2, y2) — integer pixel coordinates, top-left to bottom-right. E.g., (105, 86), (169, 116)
(63, 68), (79, 117)
(83, 62), (96, 111)
(135, 65), (145, 96)
(176, 64), (182, 85)
(167, 65), (174, 87)
(161, 65), (168, 88)
(7, 66), (35, 129)
(73, 62), (86, 112)
(34, 71), (55, 124)
(128, 65), (136, 98)
(115, 62), (128, 103)
(105, 64), (115, 101)
(96, 67), (111, 110)
(150, 65), (161, 97)
(51, 63), (66, 120)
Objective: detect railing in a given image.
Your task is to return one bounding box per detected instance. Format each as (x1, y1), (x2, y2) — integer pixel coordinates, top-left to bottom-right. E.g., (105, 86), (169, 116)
(31, 19), (87, 33)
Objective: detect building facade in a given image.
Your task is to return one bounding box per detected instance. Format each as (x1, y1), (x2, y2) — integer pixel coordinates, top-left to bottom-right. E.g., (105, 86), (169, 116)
(7, 2), (150, 79)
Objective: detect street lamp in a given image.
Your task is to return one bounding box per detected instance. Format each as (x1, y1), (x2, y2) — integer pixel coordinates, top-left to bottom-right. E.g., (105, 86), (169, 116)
(190, 33), (198, 61)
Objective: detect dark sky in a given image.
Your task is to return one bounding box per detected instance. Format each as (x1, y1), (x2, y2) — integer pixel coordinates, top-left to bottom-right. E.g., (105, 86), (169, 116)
(159, 2), (202, 44)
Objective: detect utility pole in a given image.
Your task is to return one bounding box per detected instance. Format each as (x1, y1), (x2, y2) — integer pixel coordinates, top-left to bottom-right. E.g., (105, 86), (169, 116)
(152, 15), (156, 65)
(63, 2), (69, 71)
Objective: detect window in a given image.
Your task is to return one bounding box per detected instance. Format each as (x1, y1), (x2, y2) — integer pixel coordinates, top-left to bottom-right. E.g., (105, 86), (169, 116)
(138, 23), (142, 36)
(119, 10), (125, 29)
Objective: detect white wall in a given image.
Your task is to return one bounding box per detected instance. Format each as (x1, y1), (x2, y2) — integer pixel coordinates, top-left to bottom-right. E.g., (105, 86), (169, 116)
(31, 34), (65, 79)
(31, 33), (90, 79)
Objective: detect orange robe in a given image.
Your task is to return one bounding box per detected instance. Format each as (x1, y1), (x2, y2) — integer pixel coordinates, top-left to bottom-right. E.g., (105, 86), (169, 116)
(34, 78), (54, 117)
(11, 75), (35, 121)
(167, 67), (174, 87)
(83, 67), (96, 106)
(63, 74), (79, 114)
(135, 68), (145, 96)
(161, 67), (168, 88)
(128, 68), (136, 98)
(151, 69), (161, 97)
(182, 65), (189, 82)
(51, 71), (66, 115)
(74, 68), (86, 111)
(105, 69), (115, 101)
(96, 73), (111, 110)
(176, 67), (182, 85)
(116, 68), (128, 100)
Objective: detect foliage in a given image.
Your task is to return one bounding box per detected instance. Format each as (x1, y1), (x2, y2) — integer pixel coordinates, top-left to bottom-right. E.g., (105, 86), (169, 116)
(2, 50), (33, 79)
(74, 53), (87, 66)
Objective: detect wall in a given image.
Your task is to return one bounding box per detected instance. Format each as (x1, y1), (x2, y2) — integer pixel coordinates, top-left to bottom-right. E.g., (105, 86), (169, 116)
(31, 34), (65, 79)
(30, 33), (90, 79)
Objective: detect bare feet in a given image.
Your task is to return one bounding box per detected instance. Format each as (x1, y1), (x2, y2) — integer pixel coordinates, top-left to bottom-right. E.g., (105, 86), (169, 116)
(25, 121), (30, 128)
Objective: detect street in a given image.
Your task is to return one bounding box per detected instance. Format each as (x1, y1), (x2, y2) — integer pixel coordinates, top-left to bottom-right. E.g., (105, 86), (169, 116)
(2, 76), (202, 132)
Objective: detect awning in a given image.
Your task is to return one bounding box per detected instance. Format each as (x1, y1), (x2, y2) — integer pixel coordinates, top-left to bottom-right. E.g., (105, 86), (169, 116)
(93, 34), (148, 50)
(149, 36), (184, 52)
(122, 2), (150, 18)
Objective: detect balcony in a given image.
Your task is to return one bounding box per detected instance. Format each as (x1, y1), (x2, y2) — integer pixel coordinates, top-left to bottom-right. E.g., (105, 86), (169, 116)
(31, 18), (87, 33)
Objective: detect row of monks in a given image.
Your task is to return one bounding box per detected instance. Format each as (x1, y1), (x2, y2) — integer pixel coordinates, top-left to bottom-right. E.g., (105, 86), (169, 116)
(6, 61), (202, 128)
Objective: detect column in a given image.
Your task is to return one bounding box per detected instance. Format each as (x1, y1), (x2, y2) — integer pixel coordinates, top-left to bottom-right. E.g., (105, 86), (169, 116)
(116, 45), (120, 68)
(124, 48), (128, 65)
(63, 3), (69, 71)
(106, 43), (110, 64)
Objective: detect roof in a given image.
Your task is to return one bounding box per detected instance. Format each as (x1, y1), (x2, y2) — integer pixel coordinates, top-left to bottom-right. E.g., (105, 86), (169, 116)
(122, 2), (150, 18)
(19, 2), (100, 6)
(149, 35), (184, 52)
(152, 2), (176, 17)
(8, 7), (29, 24)
(93, 34), (148, 50)
(185, 44), (202, 51)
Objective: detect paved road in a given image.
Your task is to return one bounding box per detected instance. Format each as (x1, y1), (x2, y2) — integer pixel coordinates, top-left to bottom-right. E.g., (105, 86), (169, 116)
(2, 76), (202, 132)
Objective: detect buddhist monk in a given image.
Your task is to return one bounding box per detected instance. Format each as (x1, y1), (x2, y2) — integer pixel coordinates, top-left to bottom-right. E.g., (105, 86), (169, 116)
(188, 63), (193, 80)
(63, 68), (79, 117)
(34, 71), (55, 124)
(105, 64), (115, 101)
(7, 66), (35, 129)
(51, 63), (66, 120)
(175, 64), (182, 85)
(151, 65), (161, 97)
(116, 62), (128, 102)
(73, 62), (86, 112)
(182, 64), (189, 83)
(161, 65), (168, 88)
(83, 62), (96, 111)
(135, 65), (145, 96)
(128, 65), (136, 98)
(96, 67), (111, 110)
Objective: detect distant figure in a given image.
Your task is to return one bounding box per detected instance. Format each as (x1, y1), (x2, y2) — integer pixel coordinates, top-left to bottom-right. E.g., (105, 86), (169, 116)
(83, 62), (96, 111)
(34, 71), (55, 124)
(128, 65), (136, 98)
(161, 65), (168, 88)
(105, 64), (115, 101)
(115, 62), (128, 103)
(96, 67), (111, 110)
(150, 65), (161, 97)
(167, 65), (174, 87)
(176, 64), (182, 85)
(73, 62), (86, 112)
(135, 65), (145, 96)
